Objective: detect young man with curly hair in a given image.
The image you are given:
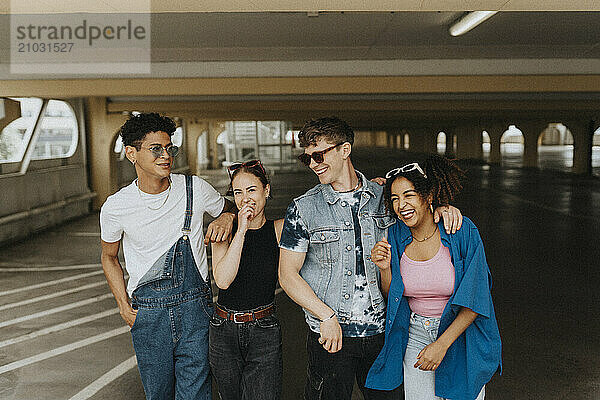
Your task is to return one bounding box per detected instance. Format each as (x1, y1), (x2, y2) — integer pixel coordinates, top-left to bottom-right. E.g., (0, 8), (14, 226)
(100, 113), (235, 399)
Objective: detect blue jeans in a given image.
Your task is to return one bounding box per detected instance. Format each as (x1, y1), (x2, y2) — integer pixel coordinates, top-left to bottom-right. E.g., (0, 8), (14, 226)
(305, 330), (403, 400)
(404, 313), (485, 400)
(131, 237), (213, 400)
(208, 308), (282, 400)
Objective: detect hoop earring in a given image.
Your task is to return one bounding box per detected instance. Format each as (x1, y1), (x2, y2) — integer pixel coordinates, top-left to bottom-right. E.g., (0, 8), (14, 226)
(429, 203), (434, 213)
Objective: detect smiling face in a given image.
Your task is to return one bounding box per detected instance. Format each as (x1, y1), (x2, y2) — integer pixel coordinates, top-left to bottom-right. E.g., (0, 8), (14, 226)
(231, 171), (270, 218)
(303, 137), (347, 185)
(127, 131), (173, 181)
(390, 176), (432, 229)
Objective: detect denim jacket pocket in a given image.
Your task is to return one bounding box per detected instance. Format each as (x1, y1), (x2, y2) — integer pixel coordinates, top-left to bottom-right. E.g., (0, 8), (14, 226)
(309, 228), (341, 264)
(373, 215), (396, 231)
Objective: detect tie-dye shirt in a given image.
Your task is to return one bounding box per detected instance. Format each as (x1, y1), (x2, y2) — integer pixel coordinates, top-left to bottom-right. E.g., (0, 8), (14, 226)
(280, 188), (385, 337)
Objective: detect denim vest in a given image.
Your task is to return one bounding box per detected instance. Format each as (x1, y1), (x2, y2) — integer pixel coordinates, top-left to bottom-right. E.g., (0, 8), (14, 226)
(293, 170), (396, 332)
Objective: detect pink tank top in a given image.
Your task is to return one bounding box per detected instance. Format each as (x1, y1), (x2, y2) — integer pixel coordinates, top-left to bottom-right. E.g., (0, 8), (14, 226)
(400, 244), (455, 318)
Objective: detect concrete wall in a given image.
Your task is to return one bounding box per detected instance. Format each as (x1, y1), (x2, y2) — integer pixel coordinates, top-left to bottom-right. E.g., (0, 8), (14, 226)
(0, 99), (94, 244)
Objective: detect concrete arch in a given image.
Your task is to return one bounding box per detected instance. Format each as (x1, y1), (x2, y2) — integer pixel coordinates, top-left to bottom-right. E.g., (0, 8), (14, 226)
(437, 132), (446, 155)
(500, 125), (524, 167)
(110, 128), (136, 189)
(537, 123), (574, 172)
(592, 126), (600, 176)
(482, 131), (490, 162)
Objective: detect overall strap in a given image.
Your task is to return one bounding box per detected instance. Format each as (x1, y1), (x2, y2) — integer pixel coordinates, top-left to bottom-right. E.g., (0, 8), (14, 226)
(182, 175), (193, 234)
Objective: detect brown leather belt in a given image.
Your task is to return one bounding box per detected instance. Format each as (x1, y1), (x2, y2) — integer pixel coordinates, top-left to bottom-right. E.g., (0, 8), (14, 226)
(215, 304), (274, 323)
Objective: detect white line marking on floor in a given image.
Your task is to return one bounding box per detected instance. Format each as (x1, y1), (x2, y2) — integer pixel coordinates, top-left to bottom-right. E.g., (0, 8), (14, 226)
(0, 281), (107, 312)
(0, 271), (105, 297)
(0, 308), (119, 349)
(30, 288), (285, 396)
(0, 264), (103, 272)
(0, 326), (130, 375)
(68, 355), (138, 400)
(0, 293), (113, 329)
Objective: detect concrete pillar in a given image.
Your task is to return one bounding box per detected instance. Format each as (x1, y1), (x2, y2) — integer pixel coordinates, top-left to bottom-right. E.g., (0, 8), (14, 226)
(455, 125), (483, 160)
(566, 120), (594, 175)
(186, 120), (208, 175)
(207, 120), (226, 169)
(517, 121), (546, 168)
(375, 131), (388, 147)
(424, 130), (437, 154)
(85, 97), (113, 210)
(486, 124), (504, 164)
(407, 129), (424, 153)
(444, 130), (456, 158)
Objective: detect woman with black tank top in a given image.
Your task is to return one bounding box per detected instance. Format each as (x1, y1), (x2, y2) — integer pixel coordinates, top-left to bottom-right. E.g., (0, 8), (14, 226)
(209, 160), (284, 400)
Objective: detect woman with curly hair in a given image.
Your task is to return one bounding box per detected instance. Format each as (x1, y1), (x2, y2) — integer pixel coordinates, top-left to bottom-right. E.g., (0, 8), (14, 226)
(365, 155), (502, 400)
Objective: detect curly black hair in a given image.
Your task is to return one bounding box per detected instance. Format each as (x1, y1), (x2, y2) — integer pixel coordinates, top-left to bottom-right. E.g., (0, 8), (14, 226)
(119, 113), (177, 148)
(383, 154), (465, 215)
(298, 116), (354, 148)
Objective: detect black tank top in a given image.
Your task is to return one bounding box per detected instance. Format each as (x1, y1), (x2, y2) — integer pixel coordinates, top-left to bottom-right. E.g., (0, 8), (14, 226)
(217, 220), (279, 311)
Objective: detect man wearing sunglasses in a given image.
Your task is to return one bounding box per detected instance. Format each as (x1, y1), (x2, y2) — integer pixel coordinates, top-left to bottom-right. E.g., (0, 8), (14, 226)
(279, 116), (462, 400)
(100, 113), (235, 399)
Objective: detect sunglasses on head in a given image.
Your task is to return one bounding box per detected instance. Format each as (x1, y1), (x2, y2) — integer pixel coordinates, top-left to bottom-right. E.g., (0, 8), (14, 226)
(385, 163), (427, 179)
(297, 143), (343, 166)
(227, 159), (266, 179)
(142, 144), (179, 159)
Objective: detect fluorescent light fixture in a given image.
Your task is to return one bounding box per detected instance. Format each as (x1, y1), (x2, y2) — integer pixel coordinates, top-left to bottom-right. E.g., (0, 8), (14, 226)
(449, 11), (498, 36)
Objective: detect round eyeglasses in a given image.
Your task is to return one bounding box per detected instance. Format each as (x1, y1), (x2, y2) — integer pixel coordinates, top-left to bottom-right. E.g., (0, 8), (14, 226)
(141, 144), (179, 159)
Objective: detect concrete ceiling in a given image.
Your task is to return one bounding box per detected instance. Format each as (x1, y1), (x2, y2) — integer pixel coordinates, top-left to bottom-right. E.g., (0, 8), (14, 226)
(2, 0), (600, 13)
(1, 11), (599, 80)
(148, 12), (600, 61)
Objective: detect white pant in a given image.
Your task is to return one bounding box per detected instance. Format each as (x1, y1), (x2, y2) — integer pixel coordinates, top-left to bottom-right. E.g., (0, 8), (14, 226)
(403, 312), (485, 400)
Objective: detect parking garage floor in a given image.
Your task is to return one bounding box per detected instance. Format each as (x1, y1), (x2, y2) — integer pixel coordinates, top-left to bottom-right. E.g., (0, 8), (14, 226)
(0, 147), (599, 400)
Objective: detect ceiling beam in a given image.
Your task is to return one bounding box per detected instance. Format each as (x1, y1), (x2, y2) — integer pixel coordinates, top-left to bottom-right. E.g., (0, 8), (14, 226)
(3, 75), (600, 98)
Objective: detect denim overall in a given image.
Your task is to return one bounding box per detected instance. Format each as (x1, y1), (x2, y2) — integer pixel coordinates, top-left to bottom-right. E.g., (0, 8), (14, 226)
(130, 175), (213, 400)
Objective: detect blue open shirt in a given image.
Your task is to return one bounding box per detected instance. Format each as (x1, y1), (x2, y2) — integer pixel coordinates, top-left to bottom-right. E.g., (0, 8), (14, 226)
(365, 217), (502, 400)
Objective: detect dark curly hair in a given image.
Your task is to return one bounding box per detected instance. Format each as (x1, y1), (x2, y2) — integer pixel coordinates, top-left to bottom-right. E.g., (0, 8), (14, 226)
(119, 113), (177, 148)
(383, 154), (465, 215)
(298, 116), (354, 148)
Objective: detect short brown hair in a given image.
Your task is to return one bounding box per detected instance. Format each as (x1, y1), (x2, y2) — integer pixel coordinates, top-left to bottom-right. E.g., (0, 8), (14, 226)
(298, 116), (354, 148)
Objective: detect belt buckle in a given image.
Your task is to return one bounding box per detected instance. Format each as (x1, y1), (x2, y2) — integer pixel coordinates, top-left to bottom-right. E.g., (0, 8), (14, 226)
(232, 312), (247, 323)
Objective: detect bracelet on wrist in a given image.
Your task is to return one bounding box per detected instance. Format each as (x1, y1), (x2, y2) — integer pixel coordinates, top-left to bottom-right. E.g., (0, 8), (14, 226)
(320, 312), (336, 323)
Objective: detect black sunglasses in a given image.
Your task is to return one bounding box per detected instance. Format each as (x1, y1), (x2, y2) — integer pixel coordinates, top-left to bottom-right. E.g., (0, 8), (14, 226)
(298, 143), (343, 166)
(227, 159), (266, 179)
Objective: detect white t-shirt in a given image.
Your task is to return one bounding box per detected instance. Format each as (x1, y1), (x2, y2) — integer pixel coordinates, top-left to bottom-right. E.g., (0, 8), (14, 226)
(100, 174), (225, 296)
